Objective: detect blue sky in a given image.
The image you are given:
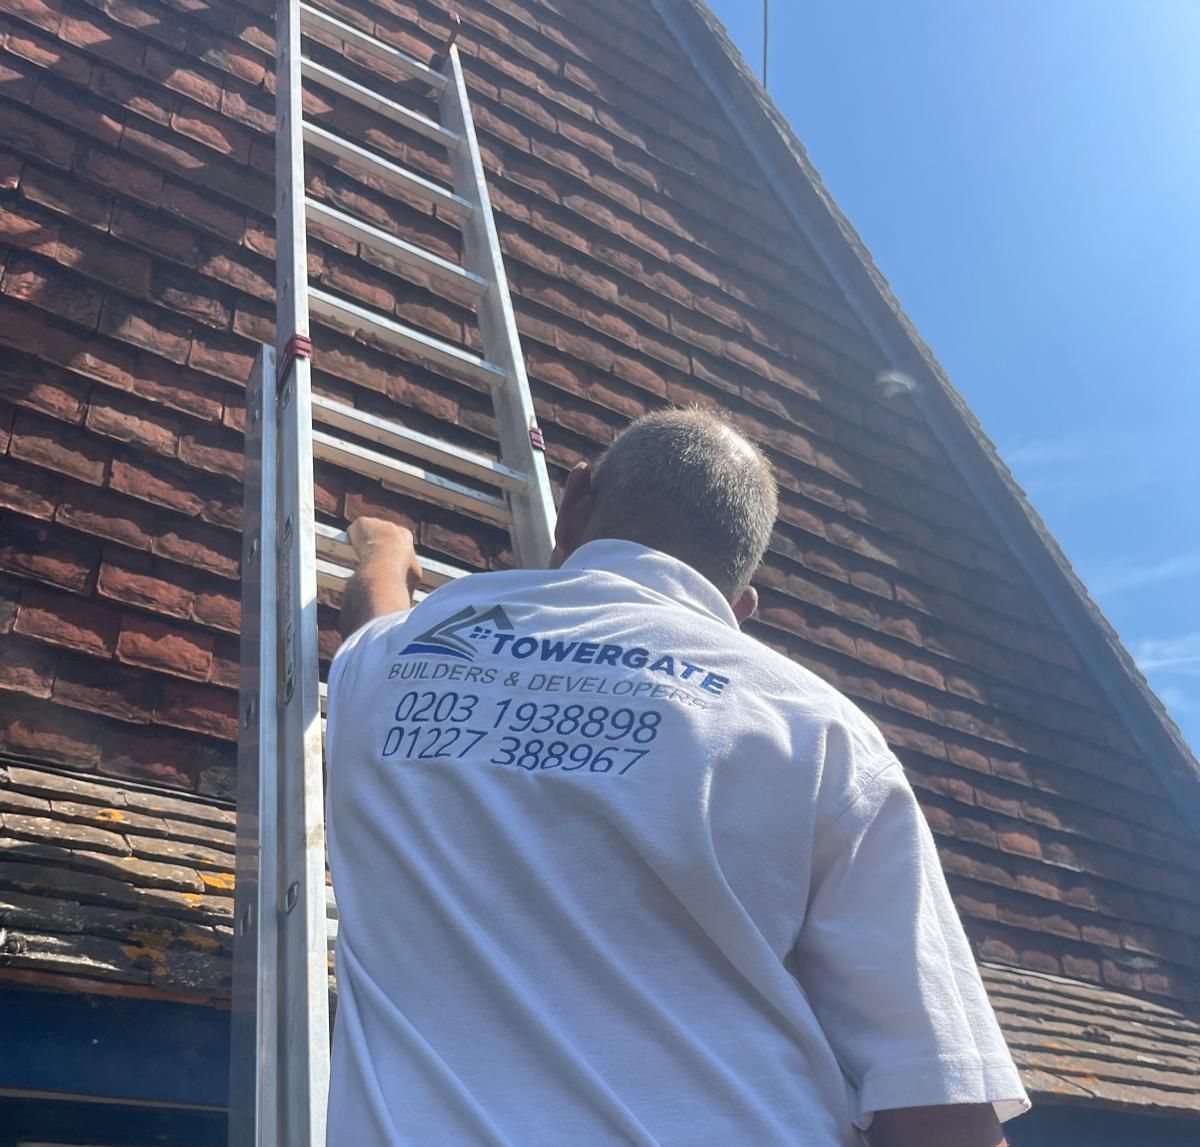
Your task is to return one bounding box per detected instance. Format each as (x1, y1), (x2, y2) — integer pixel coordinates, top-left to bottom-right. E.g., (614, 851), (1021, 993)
(707, 0), (1200, 752)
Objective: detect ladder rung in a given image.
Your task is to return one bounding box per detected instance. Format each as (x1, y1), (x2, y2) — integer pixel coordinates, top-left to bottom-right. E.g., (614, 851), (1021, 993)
(301, 57), (457, 147)
(308, 288), (508, 389)
(312, 429), (512, 525)
(317, 570), (432, 607)
(314, 522), (359, 569)
(305, 199), (486, 297)
(314, 522), (471, 589)
(300, 3), (446, 91)
(314, 522), (358, 569)
(312, 394), (527, 492)
(316, 557), (429, 605)
(303, 122), (470, 218)
(317, 556), (435, 603)
(316, 556), (355, 590)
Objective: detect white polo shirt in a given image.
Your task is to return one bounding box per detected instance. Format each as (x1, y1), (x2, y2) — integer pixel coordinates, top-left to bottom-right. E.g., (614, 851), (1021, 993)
(326, 539), (1028, 1146)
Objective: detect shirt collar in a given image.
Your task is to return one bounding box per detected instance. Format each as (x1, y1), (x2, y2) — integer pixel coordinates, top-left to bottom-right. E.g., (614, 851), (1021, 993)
(560, 539), (739, 630)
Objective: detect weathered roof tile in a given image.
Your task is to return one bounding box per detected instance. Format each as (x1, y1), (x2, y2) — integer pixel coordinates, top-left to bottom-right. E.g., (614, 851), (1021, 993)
(114, 613), (215, 681)
(0, 0), (1196, 1108)
(50, 798), (167, 838)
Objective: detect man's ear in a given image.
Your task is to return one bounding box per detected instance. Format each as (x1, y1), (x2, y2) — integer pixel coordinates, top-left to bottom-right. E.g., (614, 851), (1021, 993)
(549, 463), (595, 568)
(732, 584), (758, 625)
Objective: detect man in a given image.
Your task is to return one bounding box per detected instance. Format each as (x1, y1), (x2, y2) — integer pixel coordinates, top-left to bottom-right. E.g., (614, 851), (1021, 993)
(325, 409), (1029, 1146)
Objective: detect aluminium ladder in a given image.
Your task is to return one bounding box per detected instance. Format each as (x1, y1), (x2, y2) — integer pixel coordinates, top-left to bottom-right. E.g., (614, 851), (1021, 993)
(230, 5), (557, 1145)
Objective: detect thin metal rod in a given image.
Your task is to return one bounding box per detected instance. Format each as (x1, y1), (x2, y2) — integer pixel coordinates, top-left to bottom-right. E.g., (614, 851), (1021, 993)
(763, 0), (769, 89)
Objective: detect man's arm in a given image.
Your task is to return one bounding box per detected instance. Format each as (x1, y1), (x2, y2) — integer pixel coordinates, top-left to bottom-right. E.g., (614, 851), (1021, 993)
(789, 760), (1029, 1137)
(339, 517), (423, 640)
(867, 1103), (1006, 1147)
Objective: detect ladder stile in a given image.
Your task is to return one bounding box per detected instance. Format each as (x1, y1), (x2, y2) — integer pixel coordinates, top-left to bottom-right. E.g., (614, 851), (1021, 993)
(274, 350), (331, 1147)
(441, 46), (557, 568)
(247, 0), (330, 1143)
(230, 349), (281, 1147)
(236, 10), (558, 1143)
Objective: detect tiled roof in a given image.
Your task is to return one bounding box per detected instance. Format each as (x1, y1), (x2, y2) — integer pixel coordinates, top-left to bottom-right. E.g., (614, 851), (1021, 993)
(4, 761), (1197, 1114)
(0, 0), (1197, 1093)
(981, 964), (1200, 1114)
(0, 761), (234, 1000)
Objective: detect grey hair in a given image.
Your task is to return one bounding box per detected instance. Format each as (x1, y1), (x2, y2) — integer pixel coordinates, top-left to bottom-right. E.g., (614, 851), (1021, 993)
(589, 407), (778, 595)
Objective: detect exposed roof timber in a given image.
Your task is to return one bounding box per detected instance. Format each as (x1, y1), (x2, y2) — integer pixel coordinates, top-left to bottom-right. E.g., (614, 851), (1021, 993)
(654, 0), (1200, 833)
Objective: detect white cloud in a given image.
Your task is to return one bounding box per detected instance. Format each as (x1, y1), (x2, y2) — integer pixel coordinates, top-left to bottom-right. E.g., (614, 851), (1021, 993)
(1132, 632), (1200, 675)
(1088, 552), (1200, 597)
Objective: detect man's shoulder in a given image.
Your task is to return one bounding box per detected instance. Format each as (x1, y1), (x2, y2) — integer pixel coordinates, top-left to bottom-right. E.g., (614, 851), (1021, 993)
(716, 621), (833, 696)
(718, 625), (892, 757)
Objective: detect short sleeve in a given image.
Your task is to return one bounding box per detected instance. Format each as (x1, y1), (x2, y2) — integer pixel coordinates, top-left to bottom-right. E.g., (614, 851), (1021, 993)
(791, 759), (1030, 1129)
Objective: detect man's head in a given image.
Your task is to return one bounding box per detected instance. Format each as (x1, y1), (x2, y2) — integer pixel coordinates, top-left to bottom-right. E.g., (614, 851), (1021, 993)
(550, 408), (778, 623)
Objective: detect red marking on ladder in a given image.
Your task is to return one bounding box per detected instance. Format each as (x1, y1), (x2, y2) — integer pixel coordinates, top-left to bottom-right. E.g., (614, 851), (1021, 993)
(529, 426), (545, 452)
(277, 334), (313, 387)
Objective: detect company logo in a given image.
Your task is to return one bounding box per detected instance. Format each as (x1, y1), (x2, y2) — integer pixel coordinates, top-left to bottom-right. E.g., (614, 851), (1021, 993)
(399, 604), (515, 661)
(398, 601), (730, 696)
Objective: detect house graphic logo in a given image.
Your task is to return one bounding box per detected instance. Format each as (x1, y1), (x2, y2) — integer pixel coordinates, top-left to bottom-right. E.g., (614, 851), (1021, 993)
(399, 604), (516, 661)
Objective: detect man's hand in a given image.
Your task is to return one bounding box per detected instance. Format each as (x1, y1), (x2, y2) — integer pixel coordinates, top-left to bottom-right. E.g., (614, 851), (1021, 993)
(866, 1103), (1006, 1147)
(340, 517), (423, 640)
(346, 517), (421, 569)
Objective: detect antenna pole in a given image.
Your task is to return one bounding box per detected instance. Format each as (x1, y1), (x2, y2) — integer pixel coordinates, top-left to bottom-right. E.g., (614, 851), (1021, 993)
(762, 0), (769, 88)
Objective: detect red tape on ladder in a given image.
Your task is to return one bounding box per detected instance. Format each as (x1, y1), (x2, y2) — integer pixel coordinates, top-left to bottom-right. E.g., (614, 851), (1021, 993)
(529, 426), (545, 452)
(276, 334), (313, 389)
